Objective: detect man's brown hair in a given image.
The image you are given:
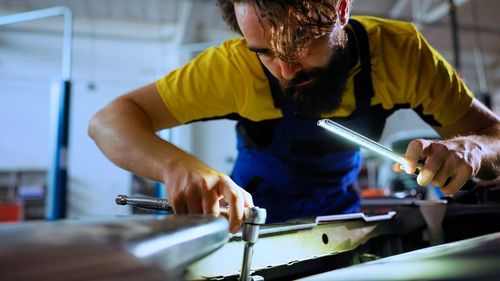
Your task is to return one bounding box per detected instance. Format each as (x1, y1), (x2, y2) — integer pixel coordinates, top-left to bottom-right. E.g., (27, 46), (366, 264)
(215, 0), (348, 62)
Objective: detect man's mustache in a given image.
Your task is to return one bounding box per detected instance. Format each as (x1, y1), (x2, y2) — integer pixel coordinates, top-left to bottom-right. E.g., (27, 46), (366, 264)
(282, 68), (326, 88)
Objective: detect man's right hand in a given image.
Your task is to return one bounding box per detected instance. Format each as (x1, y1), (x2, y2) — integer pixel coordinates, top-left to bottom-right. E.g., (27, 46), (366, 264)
(164, 156), (253, 233)
(88, 83), (253, 233)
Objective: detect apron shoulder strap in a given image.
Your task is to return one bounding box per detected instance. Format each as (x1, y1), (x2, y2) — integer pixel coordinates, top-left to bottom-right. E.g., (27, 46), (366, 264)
(348, 18), (376, 111)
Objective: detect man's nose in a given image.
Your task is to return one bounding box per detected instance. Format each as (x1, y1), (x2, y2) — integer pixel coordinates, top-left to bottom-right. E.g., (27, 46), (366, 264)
(278, 59), (301, 81)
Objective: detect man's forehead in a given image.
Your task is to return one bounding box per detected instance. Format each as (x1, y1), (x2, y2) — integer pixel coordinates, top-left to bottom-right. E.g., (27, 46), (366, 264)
(235, 3), (269, 44)
(234, 3), (261, 31)
(234, 2), (251, 22)
(234, 1), (337, 62)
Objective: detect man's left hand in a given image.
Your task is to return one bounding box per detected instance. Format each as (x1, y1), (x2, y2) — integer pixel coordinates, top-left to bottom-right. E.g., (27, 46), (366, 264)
(403, 138), (483, 195)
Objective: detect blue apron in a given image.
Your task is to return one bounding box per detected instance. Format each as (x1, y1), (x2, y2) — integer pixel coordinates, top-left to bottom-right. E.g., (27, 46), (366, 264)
(230, 19), (388, 223)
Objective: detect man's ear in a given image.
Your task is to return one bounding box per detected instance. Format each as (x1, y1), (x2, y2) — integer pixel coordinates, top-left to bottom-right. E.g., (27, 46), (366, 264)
(338, 0), (350, 26)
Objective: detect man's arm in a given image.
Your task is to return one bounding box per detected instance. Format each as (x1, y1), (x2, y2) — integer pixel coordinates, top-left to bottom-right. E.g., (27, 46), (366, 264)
(404, 98), (500, 195)
(88, 83), (252, 233)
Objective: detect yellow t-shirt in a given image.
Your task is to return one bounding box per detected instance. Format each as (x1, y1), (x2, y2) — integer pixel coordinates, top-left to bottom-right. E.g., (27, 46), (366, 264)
(156, 16), (473, 126)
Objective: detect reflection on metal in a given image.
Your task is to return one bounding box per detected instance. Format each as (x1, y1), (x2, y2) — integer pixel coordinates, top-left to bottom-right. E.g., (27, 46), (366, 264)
(236, 222), (317, 238)
(186, 213), (397, 280)
(127, 219), (228, 269)
(299, 231), (500, 281)
(0, 6), (74, 220)
(0, 215), (229, 280)
(316, 211), (397, 223)
(418, 200), (447, 245)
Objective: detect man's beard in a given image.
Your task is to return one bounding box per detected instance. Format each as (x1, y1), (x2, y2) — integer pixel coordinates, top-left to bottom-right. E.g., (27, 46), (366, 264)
(280, 40), (353, 118)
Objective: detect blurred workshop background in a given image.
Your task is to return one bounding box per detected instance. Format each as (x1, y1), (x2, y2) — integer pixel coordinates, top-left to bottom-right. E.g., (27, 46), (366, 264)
(0, 0), (499, 222)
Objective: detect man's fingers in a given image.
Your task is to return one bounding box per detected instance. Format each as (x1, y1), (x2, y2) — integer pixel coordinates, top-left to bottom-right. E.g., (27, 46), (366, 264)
(168, 173), (248, 233)
(416, 143), (449, 186)
(218, 190), (253, 226)
(441, 166), (471, 195)
(217, 176), (244, 234)
(171, 193), (187, 214)
(219, 207), (230, 220)
(405, 139), (430, 174)
(442, 162), (473, 195)
(202, 191), (220, 216)
(393, 163), (404, 173)
(431, 156), (458, 187)
(186, 192), (203, 214)
(411, 140), (474, 194)
(241, 188), (254, 208)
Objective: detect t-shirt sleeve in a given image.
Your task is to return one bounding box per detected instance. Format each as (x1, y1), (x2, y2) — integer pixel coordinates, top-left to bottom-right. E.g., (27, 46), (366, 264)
(156, 40), (250, 124)
(369, 18), (474, 127)
(407, 24), (474, 127)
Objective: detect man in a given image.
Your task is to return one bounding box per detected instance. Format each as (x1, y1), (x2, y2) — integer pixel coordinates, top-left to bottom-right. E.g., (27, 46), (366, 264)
(89, 0), (500, 233)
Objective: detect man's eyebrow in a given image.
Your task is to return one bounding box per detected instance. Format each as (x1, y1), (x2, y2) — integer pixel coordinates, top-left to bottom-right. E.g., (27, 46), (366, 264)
(248, 46), (272, 54)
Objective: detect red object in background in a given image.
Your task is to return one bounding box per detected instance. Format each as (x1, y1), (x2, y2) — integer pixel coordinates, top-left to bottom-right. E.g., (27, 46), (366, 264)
(0, 202), (22, 223)
(361, 188), (390, 198)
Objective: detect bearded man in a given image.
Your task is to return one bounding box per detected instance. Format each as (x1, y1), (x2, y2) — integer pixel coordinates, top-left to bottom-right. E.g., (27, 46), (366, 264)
(89, 0), (500, 233)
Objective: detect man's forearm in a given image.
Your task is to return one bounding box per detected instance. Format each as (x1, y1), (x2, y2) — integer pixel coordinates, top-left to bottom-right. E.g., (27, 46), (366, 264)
(472, 123), (500, 180)
(88, 97), (187, 182)
(447, 123), (500, 180)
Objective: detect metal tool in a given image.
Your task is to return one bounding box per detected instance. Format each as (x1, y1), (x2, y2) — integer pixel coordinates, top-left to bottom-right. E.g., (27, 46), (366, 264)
(240, 207), (267, 281)
(317, 119), (423, 171)
(116, 194), (174, 213)
(317, 119), (481, 196)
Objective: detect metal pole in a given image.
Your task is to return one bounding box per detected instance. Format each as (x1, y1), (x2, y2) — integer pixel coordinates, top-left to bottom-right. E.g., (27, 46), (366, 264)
(0, 6), (74, 219)
(447, 0), (461, 71)
(47, 80), (72, 219)
(470, 1), (492, 109)
(0, 6), (73, 79)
